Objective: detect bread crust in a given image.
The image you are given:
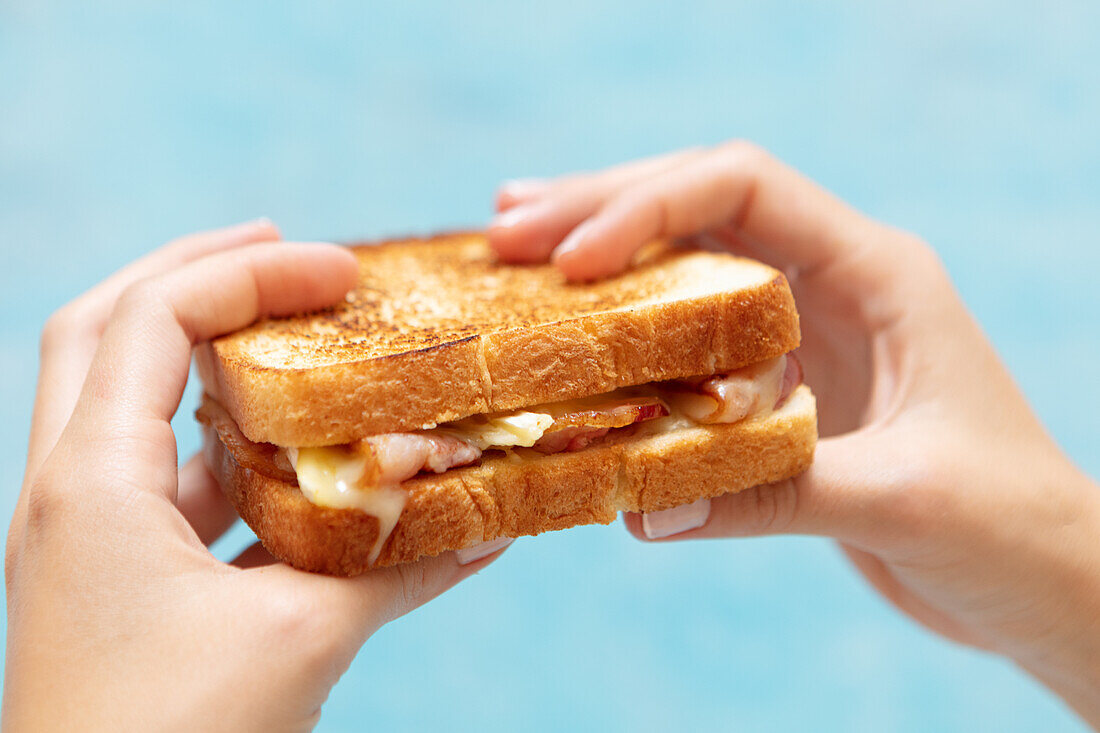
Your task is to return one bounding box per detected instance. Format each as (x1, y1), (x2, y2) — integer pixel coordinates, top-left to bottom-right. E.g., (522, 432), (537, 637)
(201, 386), (817, 575)
(198, 233), (801, 446)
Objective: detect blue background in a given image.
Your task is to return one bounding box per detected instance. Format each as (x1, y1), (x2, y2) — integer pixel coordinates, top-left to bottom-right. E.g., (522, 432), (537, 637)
(2, 2), (1098, 730)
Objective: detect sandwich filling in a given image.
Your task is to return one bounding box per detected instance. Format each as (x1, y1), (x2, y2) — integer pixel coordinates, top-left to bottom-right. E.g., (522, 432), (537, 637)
(201, 354), (803, 565)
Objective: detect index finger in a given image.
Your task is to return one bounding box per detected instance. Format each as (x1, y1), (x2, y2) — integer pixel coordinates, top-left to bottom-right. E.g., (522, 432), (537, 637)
(26, 219), (281, 483)
(58, 242), (358, 500)
(553, 141), (876, 281)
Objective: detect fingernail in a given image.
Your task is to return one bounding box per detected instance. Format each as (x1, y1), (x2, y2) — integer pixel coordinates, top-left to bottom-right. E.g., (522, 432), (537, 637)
(550, 220), (596, 269)
(233, 216), (273, 232)
(491, 205), (532, 230)
(642, 498), (710, 539)
(500, 177), (546, 196)
(456, 537), (514, 565)
(232, 217), (278, 239)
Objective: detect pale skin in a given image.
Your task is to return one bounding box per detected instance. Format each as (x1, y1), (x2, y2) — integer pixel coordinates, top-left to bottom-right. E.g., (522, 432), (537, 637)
(4, 143), (1098, 730)
(3, 221), (505, 731)
(490, 142), (1100, 726)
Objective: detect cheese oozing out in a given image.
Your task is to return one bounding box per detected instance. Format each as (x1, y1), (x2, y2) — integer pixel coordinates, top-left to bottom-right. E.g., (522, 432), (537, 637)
(287, 446), (408, 566)
(286, 355), (793, 566)
(436, 411), (555, 450)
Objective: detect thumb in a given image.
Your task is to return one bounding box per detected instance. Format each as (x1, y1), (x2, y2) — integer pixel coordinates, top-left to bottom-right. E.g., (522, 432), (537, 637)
(625, 432), (901, 547)
(266, 542), (512, 646)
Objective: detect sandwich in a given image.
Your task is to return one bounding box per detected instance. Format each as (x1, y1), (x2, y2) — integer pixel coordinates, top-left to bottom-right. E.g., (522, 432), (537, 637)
(195, 232), (817, 575)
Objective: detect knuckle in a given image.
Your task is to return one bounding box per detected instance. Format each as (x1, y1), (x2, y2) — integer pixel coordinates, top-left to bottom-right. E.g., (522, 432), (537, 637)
(724, 480), (800, 535)
(40, 303), (84, 352)
(5, 535), (23, 588)
(884, 229), (948, 280)
(716, 138), (768, 165)
(268, 591), (340, 655)
(25, 471), (77, 534)
(393, 562), (430, 610)
(898, 231), (941, 267)
(115, 277), (162, 312)
(747, 480), (800, 534)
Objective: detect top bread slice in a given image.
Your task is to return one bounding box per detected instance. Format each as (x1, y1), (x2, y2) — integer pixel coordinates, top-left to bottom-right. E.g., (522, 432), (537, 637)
(196, 232), (801, 447)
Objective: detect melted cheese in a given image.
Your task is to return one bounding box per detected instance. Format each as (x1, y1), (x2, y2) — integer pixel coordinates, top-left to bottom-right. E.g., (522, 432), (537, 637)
(285, 360), (791, 562)
(435, 411), (555, 450)
(666, 355), (785, 424)
(287, 447), (407, 566)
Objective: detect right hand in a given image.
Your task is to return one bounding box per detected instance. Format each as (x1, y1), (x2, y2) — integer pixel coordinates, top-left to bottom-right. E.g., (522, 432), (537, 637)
(489, 142), (1100, 726)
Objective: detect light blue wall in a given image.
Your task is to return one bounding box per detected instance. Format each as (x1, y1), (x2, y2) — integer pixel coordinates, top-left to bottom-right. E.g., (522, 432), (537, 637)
(2, 2), (1097, 730)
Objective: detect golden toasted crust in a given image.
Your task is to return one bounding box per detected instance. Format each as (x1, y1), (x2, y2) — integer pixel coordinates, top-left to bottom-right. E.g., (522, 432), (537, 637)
(201, 386), (817, 575)
(197, 233), (801, 446)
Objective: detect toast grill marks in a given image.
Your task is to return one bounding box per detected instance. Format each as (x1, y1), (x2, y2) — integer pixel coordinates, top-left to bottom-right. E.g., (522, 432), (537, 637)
(200, 234), (801, 447)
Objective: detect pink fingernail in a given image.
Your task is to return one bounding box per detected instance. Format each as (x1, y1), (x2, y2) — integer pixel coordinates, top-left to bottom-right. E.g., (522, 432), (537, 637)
(551, 221), (591, 262)
(229, 217), (277, 239)
(642, 498), (710, 539)
(456, 537), (514, 565)
(491, 205), (532, 230)
(232, 216), (272, 230)
(500, 178), (546, 196)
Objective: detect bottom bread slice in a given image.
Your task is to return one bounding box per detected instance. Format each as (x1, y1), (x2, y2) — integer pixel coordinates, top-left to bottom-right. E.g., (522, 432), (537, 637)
(202, 385), (817, 575)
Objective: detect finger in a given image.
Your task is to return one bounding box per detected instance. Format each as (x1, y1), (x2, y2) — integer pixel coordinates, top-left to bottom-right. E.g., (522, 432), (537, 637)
(623, 432), (903, 548)
(176, 453), (238, 545)
(234, 536), (512, 577)
(488, 147), (705, 263)
(57, 243), (359, 501)
(308, 545), (507, 637)
(494, 148), (708, 214)
(226, 548), (503, 690)
(76, 219), (282, 320)
(488, 193), (609, 264)
(685, 223), (771, 261)
(551, 141), (876, 282)
(26, 219), (280, 482)
(495, 178), (552, 211)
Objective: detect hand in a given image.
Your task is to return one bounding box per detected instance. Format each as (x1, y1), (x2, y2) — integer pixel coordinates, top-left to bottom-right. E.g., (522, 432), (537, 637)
(489, 143), (1100, 725)
(4, 221), (505, 732)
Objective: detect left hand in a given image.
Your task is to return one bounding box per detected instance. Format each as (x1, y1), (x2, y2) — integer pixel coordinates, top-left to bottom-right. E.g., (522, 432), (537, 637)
(4, 221), (500, 732)
(487, 144), (1100, 726)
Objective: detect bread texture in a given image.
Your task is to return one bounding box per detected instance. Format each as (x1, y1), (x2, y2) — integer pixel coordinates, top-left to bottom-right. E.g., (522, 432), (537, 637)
(200, 386), (817, 575)
(197, 233), (801, 446)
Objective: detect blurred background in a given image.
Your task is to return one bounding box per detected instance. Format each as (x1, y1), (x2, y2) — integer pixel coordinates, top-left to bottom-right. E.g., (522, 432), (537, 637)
(2, 1), (1098, 730)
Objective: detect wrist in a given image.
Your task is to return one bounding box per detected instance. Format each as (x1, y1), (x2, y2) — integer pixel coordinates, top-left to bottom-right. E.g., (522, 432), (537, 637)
(1013, 470), (1100, 727)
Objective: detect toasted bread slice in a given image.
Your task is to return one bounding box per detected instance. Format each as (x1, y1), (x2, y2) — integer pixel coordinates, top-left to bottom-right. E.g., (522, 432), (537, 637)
(196, 233), (800, 446)
(199, 386), (816, 575)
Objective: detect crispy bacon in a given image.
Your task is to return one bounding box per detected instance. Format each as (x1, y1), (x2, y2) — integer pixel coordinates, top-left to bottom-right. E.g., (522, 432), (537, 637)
(531, 426), (611, 454)
(532, 397), (668, 454)
(545, 398), (668, 430)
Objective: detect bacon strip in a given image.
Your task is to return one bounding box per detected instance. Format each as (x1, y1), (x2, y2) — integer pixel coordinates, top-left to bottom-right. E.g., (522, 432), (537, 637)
(197, 397), (297, 483)
(351, 433), (481, 485)
(532, 398), (668, 454)
(661, 354), (802, 424)
(323, 400), (667, 485)
(199, 355), (802, 493)
(776, 353), (803, 408)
